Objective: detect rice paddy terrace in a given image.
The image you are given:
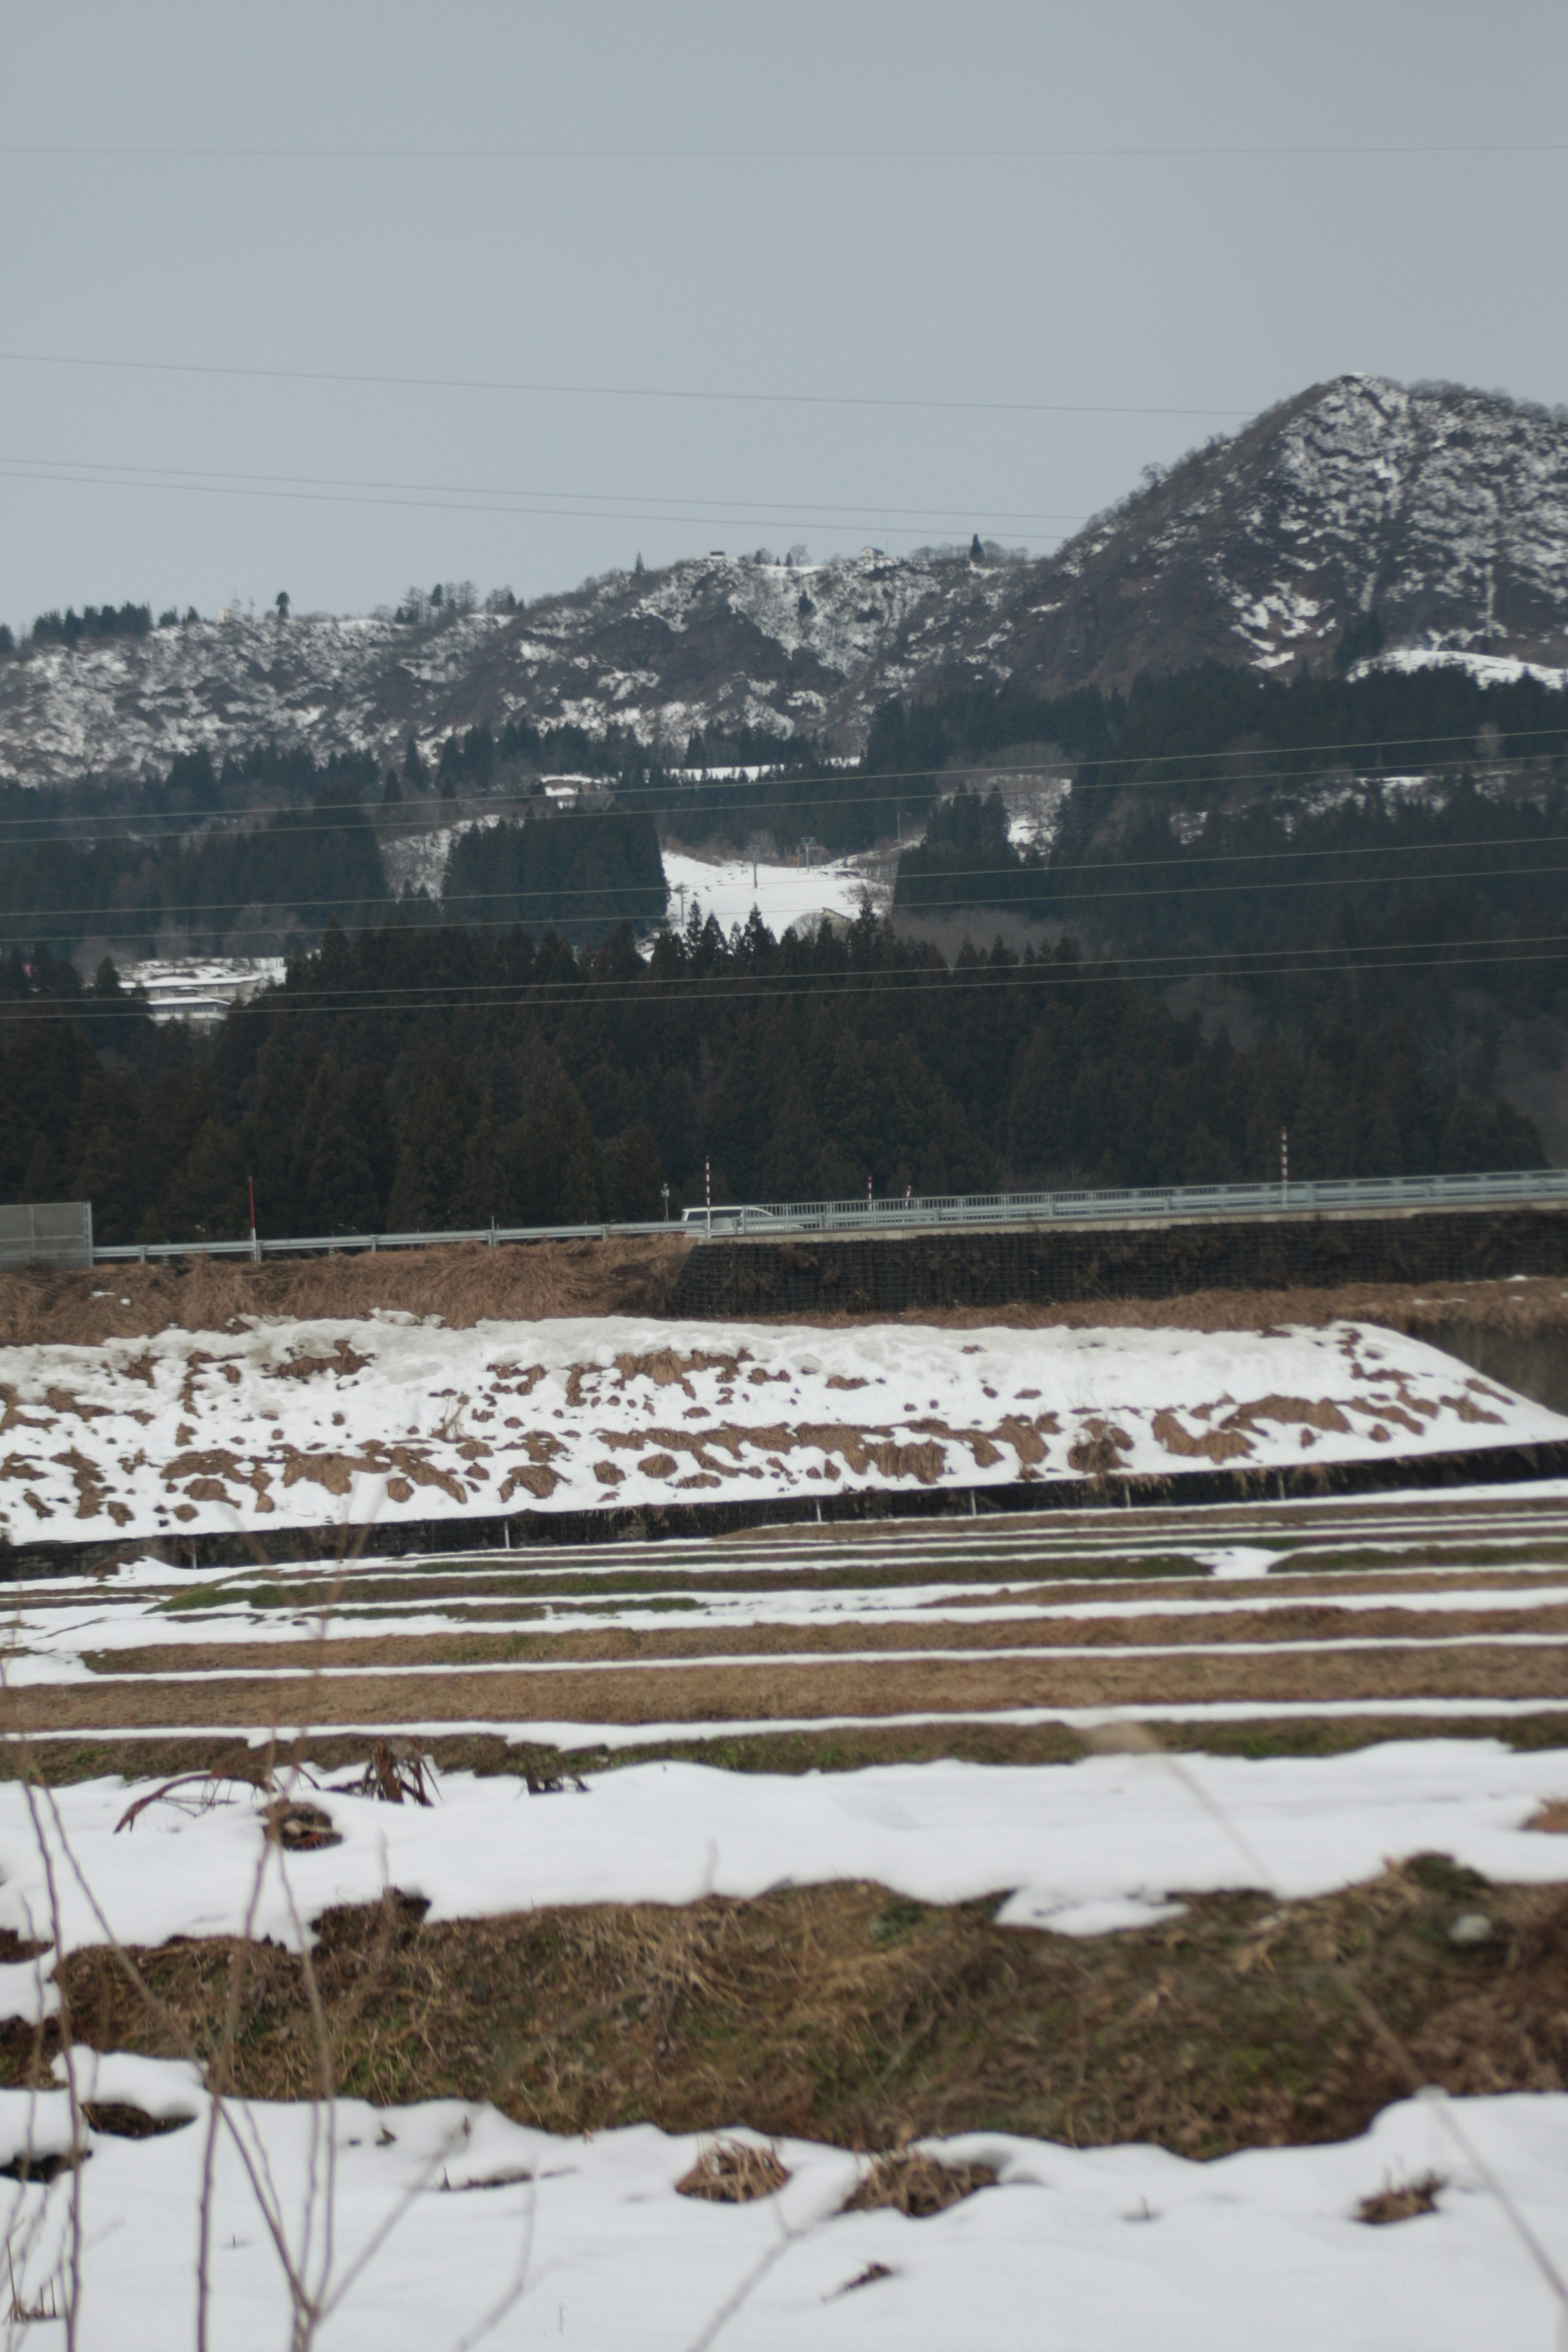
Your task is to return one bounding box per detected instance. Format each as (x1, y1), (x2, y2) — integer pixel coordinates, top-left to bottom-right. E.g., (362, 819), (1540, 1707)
(13, 1488), (1568, 1774)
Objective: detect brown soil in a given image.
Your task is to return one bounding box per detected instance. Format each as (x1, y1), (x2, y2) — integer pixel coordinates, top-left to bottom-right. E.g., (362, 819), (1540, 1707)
(18, 1638), (1568, 1731)
(24, 1859), (1568, 2160)
(84, 1599), (1568, 1677)
(0, 1234), (692, 1347)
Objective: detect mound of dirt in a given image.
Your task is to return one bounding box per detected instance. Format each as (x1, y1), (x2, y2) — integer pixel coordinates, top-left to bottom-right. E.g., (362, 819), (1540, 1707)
(0, 1234), (693, 1347)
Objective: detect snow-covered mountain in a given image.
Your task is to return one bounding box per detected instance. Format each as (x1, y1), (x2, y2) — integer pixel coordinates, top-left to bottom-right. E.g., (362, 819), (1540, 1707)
(2, 374), (1566, 790)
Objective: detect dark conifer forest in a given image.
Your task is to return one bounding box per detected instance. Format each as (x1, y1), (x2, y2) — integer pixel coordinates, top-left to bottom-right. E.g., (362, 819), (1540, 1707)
(0, 661), (1564, 1243)
(0, 904), (1542, 1247)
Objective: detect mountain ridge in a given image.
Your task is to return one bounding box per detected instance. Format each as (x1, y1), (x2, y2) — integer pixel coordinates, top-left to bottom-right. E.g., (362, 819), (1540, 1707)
(2, 373), (1566, 791)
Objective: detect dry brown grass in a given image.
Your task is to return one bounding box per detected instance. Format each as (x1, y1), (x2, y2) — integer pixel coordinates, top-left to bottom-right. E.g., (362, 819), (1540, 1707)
(0, 1234), (692, 1347)
(31, 1636), (1568, 1734)
(676, 2138), (790, 2202)
(83, 1599), (1568, 1680)
(7, 1250), (1568, 1350)
(21, 1862), (1568, 2160)
(1356, 2171), (1446, 2224)
(1527, 1799), (1568, 1833)
(840, 2149), (997, 2216)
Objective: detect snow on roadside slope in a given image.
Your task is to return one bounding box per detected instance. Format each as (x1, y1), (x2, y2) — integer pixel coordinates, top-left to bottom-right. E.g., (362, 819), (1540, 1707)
(0, 1316), (1559, 1549)
(4, 1742), (1568, 1962)
(1, 2065), (1562, 2352)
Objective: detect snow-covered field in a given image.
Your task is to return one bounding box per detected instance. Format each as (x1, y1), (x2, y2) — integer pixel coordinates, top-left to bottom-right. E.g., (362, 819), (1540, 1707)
(2, 1748), (1568, 2346)
(660, 849), (875, 935)
(6, 2067), (1562, 2352)
(6, 1742), (1568, 1960)
(1, 1315), (1555, 1550)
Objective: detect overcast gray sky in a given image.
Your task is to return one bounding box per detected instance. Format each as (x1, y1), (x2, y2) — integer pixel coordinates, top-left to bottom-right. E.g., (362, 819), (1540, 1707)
(2, 0), (1564, 630)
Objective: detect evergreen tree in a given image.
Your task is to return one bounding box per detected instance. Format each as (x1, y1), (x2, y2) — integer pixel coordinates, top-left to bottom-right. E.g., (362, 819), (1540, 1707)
(386, 1045), (473, 1227)
(604, 1120), (665, 1220)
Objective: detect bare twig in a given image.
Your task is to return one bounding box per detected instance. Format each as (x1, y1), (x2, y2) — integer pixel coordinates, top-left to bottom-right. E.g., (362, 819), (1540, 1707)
(114, 1771), (263, 1835)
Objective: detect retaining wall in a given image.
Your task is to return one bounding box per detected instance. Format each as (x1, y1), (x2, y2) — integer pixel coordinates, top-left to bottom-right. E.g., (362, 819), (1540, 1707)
(670, 1205), (1568, 1321)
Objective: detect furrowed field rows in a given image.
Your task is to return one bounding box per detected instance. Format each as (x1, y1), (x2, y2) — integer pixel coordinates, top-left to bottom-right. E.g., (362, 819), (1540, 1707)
(8, 1488), (1568, 1757)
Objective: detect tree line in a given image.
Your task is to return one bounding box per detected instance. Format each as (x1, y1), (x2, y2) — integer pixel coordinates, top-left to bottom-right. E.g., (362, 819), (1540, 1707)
(0, 906), (1540, 1247)
(2, 739), (666, 958)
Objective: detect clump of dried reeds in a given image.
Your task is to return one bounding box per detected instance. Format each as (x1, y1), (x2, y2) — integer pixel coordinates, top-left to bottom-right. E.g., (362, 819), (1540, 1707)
(840, 2149), (997, 2218)
(677, 2138), (791, 2203)
(1356, 2171), (1446, 2224)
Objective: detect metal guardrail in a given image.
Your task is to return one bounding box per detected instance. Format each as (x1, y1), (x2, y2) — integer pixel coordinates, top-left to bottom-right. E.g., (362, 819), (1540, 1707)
(79, 1166), (1568, 1265)
(682, 1167), (1568, 1237)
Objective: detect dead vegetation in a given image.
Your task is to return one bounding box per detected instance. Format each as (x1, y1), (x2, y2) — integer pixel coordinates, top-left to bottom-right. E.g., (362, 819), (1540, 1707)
(1356, 2171), (1446, 2224)
(14, 1706), (1568, 1797)
(29, 1635), (1568, 1736)
(334, 1739), (436, 1807)
(0, 1234), (692, 1348)
(261, 1798), (340, 1851)
(18, 1861), (1568, 2161)
(677, 2139), (791, 2202)
(7, 1246), (1568, 1355)
(841, 2149), (997, 2216)
(83, 1597), (1568, 1679)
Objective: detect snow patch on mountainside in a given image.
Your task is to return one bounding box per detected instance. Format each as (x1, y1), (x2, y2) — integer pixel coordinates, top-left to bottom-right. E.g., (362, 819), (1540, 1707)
(1356, 646), (1568, 692)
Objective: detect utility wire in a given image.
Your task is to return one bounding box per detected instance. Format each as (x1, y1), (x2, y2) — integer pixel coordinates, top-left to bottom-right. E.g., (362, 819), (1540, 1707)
(4, 142), (1564, 161)
(0, 348), (1254, 421)
(12, 928), (1563, 1025)
(0, 454), (1088, 534)
(0, 464), (1076, 544)
(3, 734), (1566, 841)
(8, 843), (1568, 937)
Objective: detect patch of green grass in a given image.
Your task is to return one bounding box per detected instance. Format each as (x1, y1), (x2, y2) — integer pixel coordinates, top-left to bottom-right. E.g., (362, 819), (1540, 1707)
(156, 1579), (269, 1613)
(156, 1553), (1213, 1611)
(1272, 1543), (1568, 1573)
(871, 1898), (928, 1947)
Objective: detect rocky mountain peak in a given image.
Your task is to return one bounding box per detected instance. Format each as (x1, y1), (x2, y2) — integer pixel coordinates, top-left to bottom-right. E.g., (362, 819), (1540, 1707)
(1, 375), (1564, 789)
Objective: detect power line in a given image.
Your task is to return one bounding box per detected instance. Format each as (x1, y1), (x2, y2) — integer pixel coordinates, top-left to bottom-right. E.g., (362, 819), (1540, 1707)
(4, 143), (1564, 161)
(3, 731), (1566, 842)
(9, 840), (1568, 937)
(0, 348), (1254, 421)
(11, 926), (1564, 1025)
(0, 454), (1088, 533)
(0, 460), (1079, 543)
